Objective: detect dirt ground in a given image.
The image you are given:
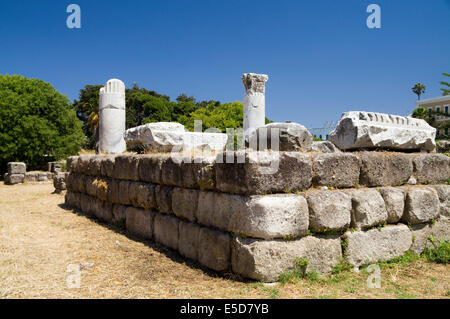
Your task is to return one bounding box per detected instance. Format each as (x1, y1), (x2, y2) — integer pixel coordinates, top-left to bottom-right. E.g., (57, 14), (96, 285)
(0, 182), (448, 299)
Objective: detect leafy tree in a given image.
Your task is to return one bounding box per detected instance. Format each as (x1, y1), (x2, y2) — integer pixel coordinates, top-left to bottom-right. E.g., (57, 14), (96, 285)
(412, 83), (426, 100)
(0, 75), (84, 172)
(441, 73), (450, 96)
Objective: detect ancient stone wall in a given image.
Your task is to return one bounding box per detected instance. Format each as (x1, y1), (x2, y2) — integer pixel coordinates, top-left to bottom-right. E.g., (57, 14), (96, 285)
(64, 152), (450, 282)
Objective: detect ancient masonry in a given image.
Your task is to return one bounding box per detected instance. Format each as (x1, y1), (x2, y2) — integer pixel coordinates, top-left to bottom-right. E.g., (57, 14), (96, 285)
(64, 151), (450, 282)
(63, 75), (450, 282)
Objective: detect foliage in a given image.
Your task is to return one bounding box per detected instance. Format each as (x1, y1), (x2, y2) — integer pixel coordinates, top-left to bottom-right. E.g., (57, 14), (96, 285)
(278, 258), (310, 284)
(440, 73), (450, 96)
(0, 75), (84, 172)
(423, 236), (449, 264)
(411, 83), (426, 100)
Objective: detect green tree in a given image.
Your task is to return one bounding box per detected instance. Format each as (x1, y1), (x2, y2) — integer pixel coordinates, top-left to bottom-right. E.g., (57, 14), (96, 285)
(0, 75), (85, 172)
(440, 73), (450, 96)
(412, 83), (426, 100)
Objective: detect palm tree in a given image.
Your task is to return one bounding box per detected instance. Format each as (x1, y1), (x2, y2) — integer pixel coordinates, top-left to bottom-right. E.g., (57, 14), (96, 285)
(440, 73), (450, 96)
(412, 83), (426, 100)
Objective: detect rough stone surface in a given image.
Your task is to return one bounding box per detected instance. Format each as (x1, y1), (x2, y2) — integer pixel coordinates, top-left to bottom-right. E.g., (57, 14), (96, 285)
(112, 204), (127, 226)
(410, 223), (432, 255)
(313, 153), (360, 188)
(198, 228), (231, 272)
(6, 174), (25, 184)
(307, 191), (352, 232)
(86, 157), (102, 176)
(215, 151), (312, 195)
(379, 187), (405, 223)
(124, 122), (186, 147)
(404, 187), (440, 224)
(344, 225), (412, 267)
(248, 122), (313, 151)
(138, 155), (164, 184)
(347, 189), (388, 229)
(100, 156), (116, 178)
(126, 207), (154, 239)
(53, 172), (67, 192)
(24, 172), (38, 183)
(431, 185), (450, 218)
(113, 155), (140, 181)
(118, 180), (131, 206)
(311, 141), (341, 153)
(8, 162), (26, 175)
(413, 154), (450, 184)
(437, 140), (450, 153)
(153, 214), (179, 250)
(155, 185), (173, 214)
(178, 221), (201, 261)
(231, 235), (342, 282)
(329, 111), (436, 151)
(359, 152), (412, 187)
(172, 188), (199, 223)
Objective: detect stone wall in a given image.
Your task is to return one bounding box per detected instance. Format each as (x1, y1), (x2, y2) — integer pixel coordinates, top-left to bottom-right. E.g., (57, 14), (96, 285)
(64, 152), (450, 282)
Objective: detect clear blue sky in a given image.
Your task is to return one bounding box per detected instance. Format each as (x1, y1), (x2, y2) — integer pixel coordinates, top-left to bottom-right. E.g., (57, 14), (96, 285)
(1, 0), (449, 128)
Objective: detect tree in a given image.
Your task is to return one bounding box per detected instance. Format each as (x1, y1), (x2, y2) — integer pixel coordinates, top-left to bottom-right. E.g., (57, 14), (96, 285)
(412, 83), (426, 100)
(0, 75), (85, 172)
(440, 73), (450, 96)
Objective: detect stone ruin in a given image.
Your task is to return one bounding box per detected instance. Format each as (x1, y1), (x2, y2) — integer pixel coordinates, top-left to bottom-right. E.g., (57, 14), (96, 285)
(62, 75), (450, 282)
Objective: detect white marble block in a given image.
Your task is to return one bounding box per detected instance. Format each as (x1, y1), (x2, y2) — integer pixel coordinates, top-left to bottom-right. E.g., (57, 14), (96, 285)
(242, 73), (268, 139)
(98, 79), (126, 154)
(329, 111), (436, 151)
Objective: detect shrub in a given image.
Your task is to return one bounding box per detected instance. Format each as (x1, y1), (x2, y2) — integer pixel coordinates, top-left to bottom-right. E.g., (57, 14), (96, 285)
(423, 236), (449, 264)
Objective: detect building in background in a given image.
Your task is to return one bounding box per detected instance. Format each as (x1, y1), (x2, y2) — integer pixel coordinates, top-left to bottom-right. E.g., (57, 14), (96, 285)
(416, 95), (450, 138)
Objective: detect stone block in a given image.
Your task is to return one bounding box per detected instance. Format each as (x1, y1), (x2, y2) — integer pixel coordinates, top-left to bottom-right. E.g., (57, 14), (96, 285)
(344, 225), (412, 267)
(413, 154), (450, 184)
(359, 152), (412, 187)
(77, 155), (92, 175)
(379, 187), (405, 223)
(347, 189), (388, 229)
(87, 156), (102, 176)
(231, 235), (342, 282)
(96, 200), (113, 223)
(311, 141), (341, 153)
(307, 191), (351, 232)
(96, 178), (109, 202)
(215, 151), (312, 195)
(155, 185), (173, 214)
(313, 153), (360, 188)
(6, 174), (24, 184)
(113, 155), (140, 181)
(7, 162), (26, 175)
(431, 185), (450, 218)
(178, 221), (201, 261)
(404, 187), (440, 224)
(410, 223), (432, 255)
(118, 180), (131, 205)
(132, 182), (156, 210)
(126, 207), (154, 239)
(106, 178), (120, 204)
(24, 172), (38, 183)
(138, 155), (164, 184)
(198, 228), (231, 272)
(66, 156), (78, 173)
(100, 156), (116, 178)
(112, 204), (127, 226)
(154, 214), (179, 250)
(85, 176), (98, 197)
(172, 188), (199, 222)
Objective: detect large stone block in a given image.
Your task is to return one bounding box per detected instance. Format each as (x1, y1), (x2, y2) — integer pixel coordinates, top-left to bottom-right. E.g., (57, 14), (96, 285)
(124, 122), (186, 147)
(7, 162), (26, 175)
(87, 156), (102, 176)
(106, 178), (120, 204)
(112, 204), (127, 226)
(431, 185), (450, 218)
(198, 228), (231, 272)
(413, 154), (450, 184)
(95, 200), (113, 223)
(138, 155), (164, 184)
(411, 218), (450, 255)
(53, 172), (67, 191)
(85, 176), (98, 197)
(215, 151), (312, 195)
(155, 185), (173, 214)
(113, 155), (140, 181)
(24, 172), (38, 183)
(178, 221), (201, 261)
(131, 182), (156, 210)
(66, 156), (78, 173)
(77, 156), (92, 175)
(359, 152), (412, 187)
(379, 187), (405, 223)
(344, 225), (412, 267)
(172, 188), (199, 223)
(100, 156), (116, 178)
(347, 189), (388, 229)
(313, 153), (360, 188)
(307, 191), (351, 232)
(329, 111), (436, 151)
(153, 214), (179, 250)
(404, 187), (440, 224)
(118, 180), (132, 206)
(311, 141), (341, 153)
(231, 235), (342, 282)
(126, 207), (154, 239)
(6, 174), (25, 185)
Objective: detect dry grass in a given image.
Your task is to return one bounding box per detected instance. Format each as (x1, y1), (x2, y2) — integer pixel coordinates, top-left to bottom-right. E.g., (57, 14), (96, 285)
(0, 183), (449, 299)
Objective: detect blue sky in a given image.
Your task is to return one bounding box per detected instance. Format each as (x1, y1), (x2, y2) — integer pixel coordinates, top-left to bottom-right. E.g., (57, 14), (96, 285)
(0, 0), (449, 128)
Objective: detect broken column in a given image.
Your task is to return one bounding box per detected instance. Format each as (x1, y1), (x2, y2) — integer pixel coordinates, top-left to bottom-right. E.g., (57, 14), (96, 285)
(98, 79), (126, 154)
(242, 73), (268, 140)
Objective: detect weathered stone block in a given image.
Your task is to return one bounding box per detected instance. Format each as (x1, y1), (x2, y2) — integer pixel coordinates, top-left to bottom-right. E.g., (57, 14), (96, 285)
(347, 189), (388, 229)
(172, 188), (199, 222)
(153, 214), (179, 250)
(404, 187), (440, 224)
(215, 151), (312, 195)
(198, 228), (231, 272)
(344, 225), (412, 267)
(313, 153), (360, 188)
(178, 221), (201, 261)
(37, 173), (48, 182)
(95, 200), (113, 223)
(138, 155), (164, 184)
(6, 174), (25, 184)
(126, 207), (154, 239)
(379, 187), (405, 223)
(77, 155), (92, 175)
(24, 172), (38, 183)
(118, 180), (131, 205)
(413, 154), (450, 184)
(113, 155), (140, 181)
(100, 156), (116, 178)
(7, 162), (26, 175)
(231, 235), (342, 282)
(112, 204), (127, 226)
(359, 152), (412, 187)
(155, 185), (173, 214)
(133, 182), (156, 210)
(85, 176), (98, 197)
(86, 157), (102, 176)
(410, 223), (432, 255)
(307, 191), (351, 232)
(106, 178), (120, 204)
(431, 185), (450, 218)
(161, 155), (184, 187)
(53, 172), (67, 191)
(180, 156), (216, 190)
(311, 141), (341, 153)
(66, 156), (78, 173)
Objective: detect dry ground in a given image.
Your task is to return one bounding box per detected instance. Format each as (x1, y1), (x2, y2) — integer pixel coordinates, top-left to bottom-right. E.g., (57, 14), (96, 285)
(0, 182), (448, 299)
